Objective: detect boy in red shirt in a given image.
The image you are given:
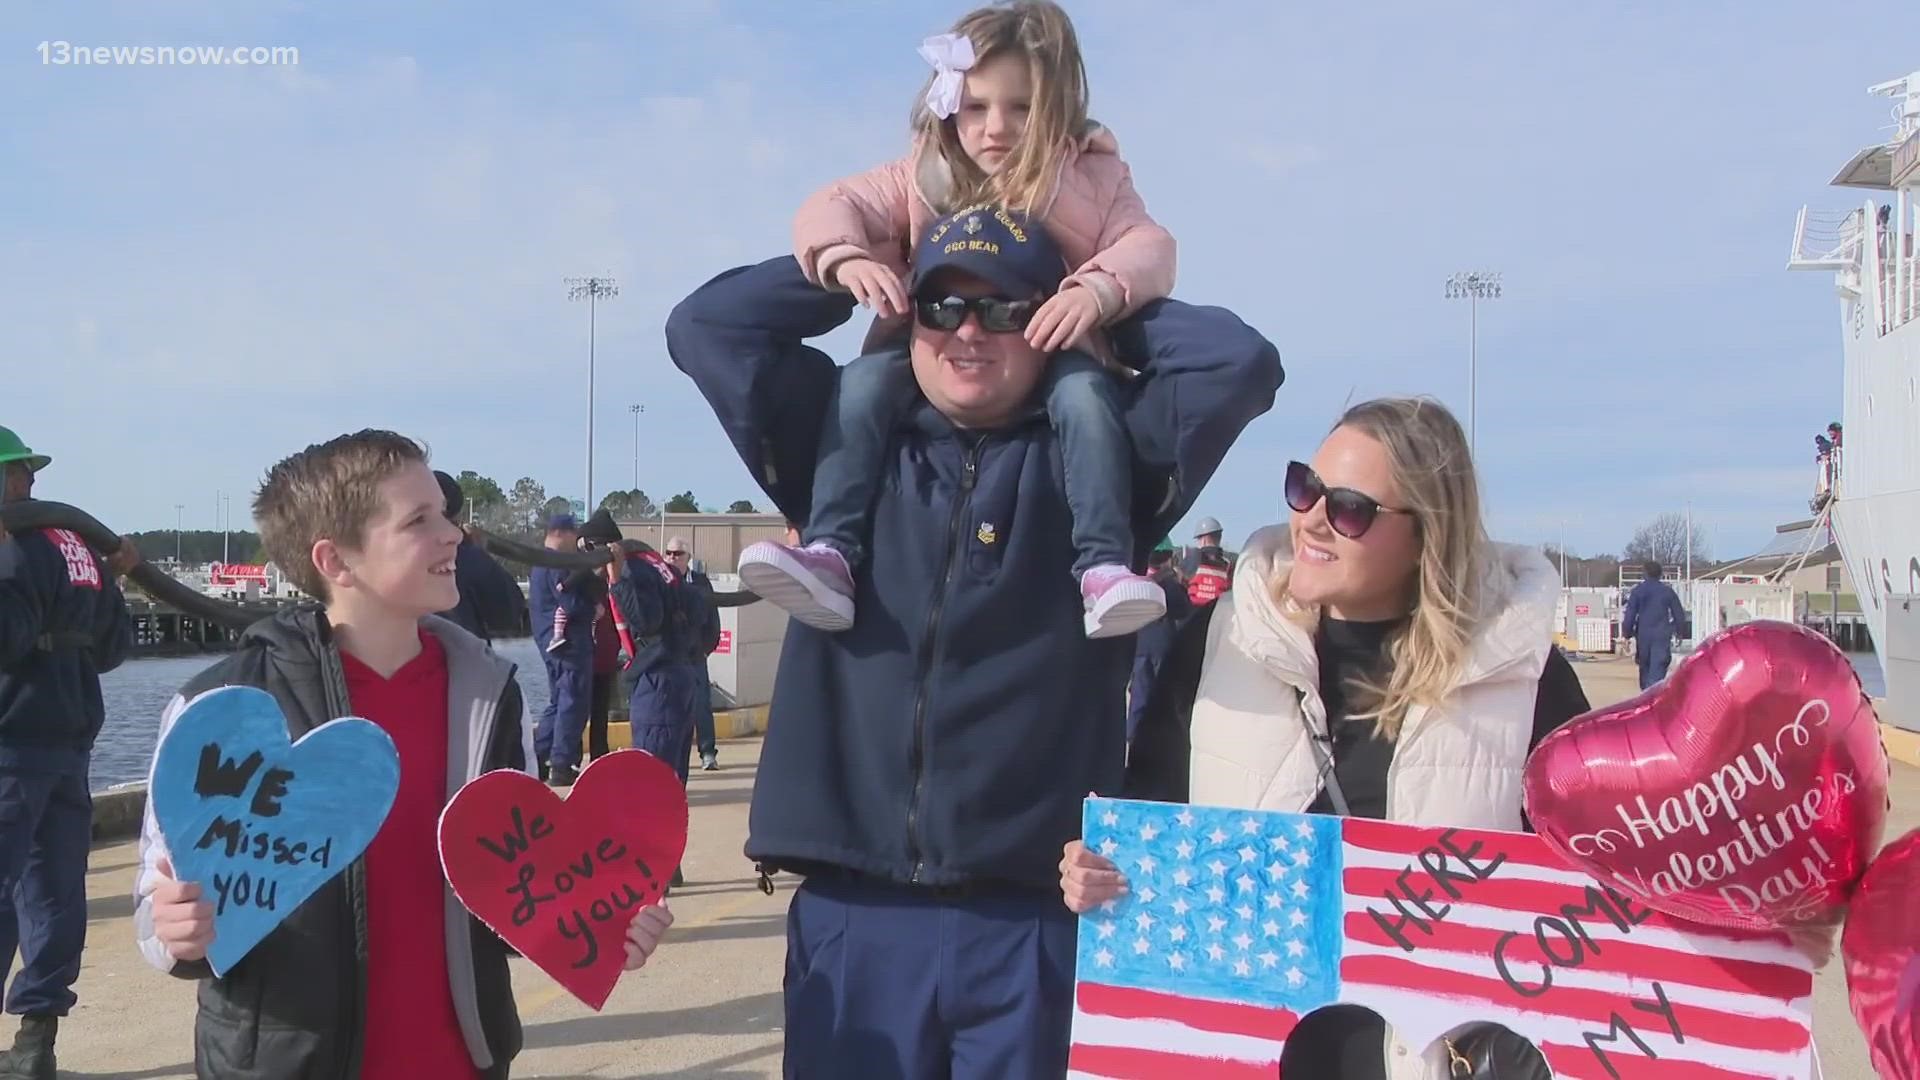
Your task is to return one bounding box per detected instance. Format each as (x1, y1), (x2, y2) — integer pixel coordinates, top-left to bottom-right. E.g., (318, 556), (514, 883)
(130, 431), (673, 1079)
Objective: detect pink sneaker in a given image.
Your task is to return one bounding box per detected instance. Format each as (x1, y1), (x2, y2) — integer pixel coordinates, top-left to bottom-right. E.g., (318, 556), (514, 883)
(1081, 563), (1167, 639)
(737, 541), (856, 631)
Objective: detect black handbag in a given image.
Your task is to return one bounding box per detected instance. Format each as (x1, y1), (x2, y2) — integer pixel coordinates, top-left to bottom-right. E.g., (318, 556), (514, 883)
(1441, 1025), (1552, 1079)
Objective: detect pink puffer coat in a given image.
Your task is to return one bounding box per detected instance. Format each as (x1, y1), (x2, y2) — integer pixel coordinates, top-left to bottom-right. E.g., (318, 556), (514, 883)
(793, 125), (1175, 325)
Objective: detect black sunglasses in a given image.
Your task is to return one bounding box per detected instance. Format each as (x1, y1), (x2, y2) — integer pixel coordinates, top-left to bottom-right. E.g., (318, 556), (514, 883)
(913, 295), (1039, 333)
(1284, 461), (1413, 540)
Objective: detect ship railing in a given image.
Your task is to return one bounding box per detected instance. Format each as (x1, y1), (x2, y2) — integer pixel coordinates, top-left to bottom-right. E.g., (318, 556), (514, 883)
(1813, 448), (1841, 501)
(1789, 206), (1865, 271)
(1870, 208), (1919, 335)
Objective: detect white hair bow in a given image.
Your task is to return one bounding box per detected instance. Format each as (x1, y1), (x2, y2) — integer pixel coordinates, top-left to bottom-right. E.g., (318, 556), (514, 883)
(918, 33), (976, 119)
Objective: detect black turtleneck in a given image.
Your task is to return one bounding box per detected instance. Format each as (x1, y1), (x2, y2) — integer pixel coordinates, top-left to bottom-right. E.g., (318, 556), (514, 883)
(1303, 617), (1406, 819)
(1303, 616), (1590, 820)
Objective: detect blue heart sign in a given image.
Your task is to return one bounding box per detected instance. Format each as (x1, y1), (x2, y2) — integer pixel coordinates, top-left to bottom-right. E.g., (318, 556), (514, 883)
(150, 685), (401, 975)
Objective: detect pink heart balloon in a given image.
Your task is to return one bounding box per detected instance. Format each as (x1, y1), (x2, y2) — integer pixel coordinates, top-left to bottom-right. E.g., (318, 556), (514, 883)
(1843, 827), (1920, 1080)
(1524, 620), (1887, 930)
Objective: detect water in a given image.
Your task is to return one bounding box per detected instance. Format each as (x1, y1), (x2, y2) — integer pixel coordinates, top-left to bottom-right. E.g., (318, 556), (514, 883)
(88, 641), (1892, 792)
(91, 638), (552, 791)
(1855, 650), (1887, 700)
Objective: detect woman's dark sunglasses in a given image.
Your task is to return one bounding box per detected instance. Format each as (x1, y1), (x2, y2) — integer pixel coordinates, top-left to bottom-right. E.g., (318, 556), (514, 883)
(1284, 460), (1412, 540)
(913, 295), (1039, 333)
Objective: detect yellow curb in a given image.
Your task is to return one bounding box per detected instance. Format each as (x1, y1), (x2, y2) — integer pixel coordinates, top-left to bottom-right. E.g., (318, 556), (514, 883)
(716, 704), (768, 740)
(603, 706), (768, 752)
(1880, 714), (1920, 769)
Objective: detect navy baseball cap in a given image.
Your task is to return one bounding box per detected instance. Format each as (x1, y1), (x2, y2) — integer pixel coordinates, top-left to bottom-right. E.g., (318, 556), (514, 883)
(544, 512), (579, 532)
(909, 205), (1067, 300)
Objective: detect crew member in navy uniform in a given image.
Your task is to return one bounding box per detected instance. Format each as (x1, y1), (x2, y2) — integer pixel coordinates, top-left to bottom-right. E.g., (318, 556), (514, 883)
(528, 514), (601, 786)
(433, 470), (526, 645)
(0, 425), (135, 1080)
(593, 518), (701, 885)
(665, 538), (724, 772)
(667, 204), (1281, 1075)
(1621, 560), (1687, 690)
(1128, 540), (1191, 743)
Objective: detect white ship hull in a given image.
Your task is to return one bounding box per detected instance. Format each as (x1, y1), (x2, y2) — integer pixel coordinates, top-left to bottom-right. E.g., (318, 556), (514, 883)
(1790, 70), (1920, 722)
(1830, 313), (1918, 659)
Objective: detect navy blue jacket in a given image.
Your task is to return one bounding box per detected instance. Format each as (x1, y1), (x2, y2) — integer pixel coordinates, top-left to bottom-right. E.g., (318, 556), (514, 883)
(527, 563), (598, 661)
(442, 539), (525, 644)
(682, 569), (722, 663)
(0, 527), (133, 772)
(1135, 567), (1195, 668)
(1623, 578), (1686, 644)
(607, 551), (688, 676)
(667, 256), (1283, 889)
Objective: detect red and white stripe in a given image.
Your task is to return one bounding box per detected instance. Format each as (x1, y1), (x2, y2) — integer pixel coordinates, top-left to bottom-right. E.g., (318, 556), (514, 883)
(1069, 982), (1295, 1079)
(1339, 819), (1815, 1080)
(1069, 819), (1816, 1080)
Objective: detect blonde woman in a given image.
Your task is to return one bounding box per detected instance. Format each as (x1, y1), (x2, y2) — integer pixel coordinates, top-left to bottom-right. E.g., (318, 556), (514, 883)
(1061, 397), (1587, 1079)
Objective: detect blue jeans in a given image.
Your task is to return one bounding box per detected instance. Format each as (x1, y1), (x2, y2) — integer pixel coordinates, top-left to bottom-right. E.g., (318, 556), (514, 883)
(0, 769), (90, 1016)
(807, 349), (1132, 576)
(689, 662), (717, 760)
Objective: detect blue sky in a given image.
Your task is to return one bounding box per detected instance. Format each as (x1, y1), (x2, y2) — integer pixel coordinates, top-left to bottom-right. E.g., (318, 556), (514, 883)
(4, 1), (1916, 561)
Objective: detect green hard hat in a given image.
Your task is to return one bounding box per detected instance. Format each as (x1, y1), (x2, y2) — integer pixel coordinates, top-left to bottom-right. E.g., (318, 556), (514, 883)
(0, 427), (50, 473)
(1153, 536), (1175, 553)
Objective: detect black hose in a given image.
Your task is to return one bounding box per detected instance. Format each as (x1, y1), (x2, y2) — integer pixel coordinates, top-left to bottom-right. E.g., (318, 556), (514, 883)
(468, 527), (624, 571)
(1, 499), (267, 631)
(467, 527), (758, 605)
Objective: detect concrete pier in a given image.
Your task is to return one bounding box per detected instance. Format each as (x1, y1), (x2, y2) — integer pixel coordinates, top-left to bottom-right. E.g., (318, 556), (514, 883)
(25, 658), (1907, 1077)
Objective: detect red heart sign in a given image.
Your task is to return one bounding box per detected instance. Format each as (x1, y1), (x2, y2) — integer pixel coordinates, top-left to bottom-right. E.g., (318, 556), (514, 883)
(1524, 620), (1887, 930)
(1843, 827), (1920, 1080)
(438, 749), (689, 1010)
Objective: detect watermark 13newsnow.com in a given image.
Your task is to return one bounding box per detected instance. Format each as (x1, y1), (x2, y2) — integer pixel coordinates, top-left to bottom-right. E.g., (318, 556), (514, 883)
(37, 41), (300, 66)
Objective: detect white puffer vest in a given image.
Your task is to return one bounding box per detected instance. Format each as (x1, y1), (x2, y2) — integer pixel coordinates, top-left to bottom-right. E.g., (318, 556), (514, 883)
(1187, 525), (1562, 1080)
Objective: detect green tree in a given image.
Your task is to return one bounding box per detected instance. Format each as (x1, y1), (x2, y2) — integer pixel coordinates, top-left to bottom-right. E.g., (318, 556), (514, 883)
(124, 529), (263, 566)
(454, 471), (507, 521)
(726, 499), (757, 514)
(506, 477), (546, 533)
(664, 491), (700, 514)
(599, 488), (660, 521)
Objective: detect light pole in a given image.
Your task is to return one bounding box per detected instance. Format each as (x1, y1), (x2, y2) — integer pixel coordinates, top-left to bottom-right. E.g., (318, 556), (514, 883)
(219, 493), (231, 566)
(1444, 271), (1501, 458)
(567, 276), (619, 511)
(174, 504), (185, 565)
(629, 403), (645, 494)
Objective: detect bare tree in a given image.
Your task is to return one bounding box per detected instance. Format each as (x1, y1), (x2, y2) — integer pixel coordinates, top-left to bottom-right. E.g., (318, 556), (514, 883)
(1623, 513), (1709, 568)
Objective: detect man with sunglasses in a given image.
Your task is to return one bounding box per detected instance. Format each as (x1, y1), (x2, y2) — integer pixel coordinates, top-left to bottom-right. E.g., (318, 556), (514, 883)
(665, 537), (723, 773)
(666, 206), (1282, 1075)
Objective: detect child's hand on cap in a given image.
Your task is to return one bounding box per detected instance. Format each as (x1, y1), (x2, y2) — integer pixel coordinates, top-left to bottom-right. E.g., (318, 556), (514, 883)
(1027, 287), (1102, 353)
(622, 900), (674, 972)
(834, 258), (909, 320)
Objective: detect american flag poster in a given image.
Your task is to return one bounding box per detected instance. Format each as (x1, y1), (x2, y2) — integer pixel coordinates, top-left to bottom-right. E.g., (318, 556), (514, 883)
(1069, 798), (1816, 1079)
